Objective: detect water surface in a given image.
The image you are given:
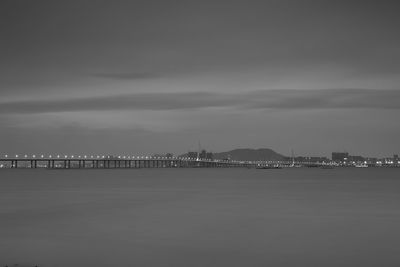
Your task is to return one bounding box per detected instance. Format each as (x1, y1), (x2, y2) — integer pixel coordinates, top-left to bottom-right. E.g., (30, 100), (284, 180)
(1, 168), (400, 266)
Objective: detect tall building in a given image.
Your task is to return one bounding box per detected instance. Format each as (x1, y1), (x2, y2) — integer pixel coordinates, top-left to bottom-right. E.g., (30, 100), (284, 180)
(187, 150), (213, 160)
(348, 155), (365, 163)
(332, 152), (349, 162)
(187, 152), (198, 159)
(199, 150), (207, 159)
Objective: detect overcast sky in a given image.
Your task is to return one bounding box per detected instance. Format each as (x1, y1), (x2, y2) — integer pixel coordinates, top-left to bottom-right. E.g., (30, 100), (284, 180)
(1, 0), (399, 157)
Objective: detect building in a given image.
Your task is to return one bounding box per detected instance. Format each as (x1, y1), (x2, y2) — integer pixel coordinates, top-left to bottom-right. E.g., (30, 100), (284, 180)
(187, 152), (198, 159)
(199, 150), (206, 159)
(348, 155), (365, 163)
(332, 152), (349, 163)
(187, 150), (213, 160)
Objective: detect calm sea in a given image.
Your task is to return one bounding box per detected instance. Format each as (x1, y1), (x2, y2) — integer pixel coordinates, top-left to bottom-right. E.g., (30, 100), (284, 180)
(1, 168), (400, 267)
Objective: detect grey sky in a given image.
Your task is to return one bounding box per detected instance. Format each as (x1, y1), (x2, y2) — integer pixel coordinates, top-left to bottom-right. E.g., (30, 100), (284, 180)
(1, 89), (400, 114)
(1, 0), (399, 157)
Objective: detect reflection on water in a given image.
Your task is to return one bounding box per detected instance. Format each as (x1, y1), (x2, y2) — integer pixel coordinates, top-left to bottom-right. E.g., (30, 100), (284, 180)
(1, 168), (400, 267)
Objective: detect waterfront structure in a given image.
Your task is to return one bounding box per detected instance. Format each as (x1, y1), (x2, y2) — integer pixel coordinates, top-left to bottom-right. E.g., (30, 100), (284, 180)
(187, 152), (198, 159)
(187, 150), (213, 160)
(289, 156), (329, 164)
(0, 155), (249, 169)
(1, 151), (398, 169)
(332, 152), (349, 163)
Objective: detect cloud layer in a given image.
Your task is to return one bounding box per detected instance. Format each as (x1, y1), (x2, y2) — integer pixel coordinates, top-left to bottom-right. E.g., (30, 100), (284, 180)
(1, 89), (399, 115)
(92, 72), (159, 80)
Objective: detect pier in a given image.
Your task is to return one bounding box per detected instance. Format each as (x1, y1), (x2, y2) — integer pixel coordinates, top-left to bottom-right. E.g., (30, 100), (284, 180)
(0, 155), (258, 169)
(0, 154), (338, 169)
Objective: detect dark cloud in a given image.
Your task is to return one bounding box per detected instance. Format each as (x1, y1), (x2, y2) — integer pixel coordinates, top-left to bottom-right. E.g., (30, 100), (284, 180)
(2, 0), (400, 90)
(0, 92), (236, 114)
(246, 89), (400, 110)
(1, 89), (399, 115)
(91, 72), (159, 80)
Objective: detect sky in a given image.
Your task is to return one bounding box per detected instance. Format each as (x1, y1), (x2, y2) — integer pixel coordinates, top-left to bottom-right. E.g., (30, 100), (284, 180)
(1, 0), (399, 157)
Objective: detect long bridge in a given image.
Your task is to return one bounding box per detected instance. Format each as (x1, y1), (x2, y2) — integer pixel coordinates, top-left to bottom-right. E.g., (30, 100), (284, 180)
(0, 155), (257, 169)
(0, 154), (330, 169)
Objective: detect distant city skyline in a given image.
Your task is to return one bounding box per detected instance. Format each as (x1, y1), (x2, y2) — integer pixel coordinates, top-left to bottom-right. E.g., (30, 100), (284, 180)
(1, 1), (399, 157)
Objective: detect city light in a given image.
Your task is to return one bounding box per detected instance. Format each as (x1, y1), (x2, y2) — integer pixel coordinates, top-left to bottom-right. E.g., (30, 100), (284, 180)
(0, 151), (398, 169)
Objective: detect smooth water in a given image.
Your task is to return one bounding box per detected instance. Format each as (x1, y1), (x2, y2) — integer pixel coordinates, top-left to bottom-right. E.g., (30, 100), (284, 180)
(1, 168), (400, 267)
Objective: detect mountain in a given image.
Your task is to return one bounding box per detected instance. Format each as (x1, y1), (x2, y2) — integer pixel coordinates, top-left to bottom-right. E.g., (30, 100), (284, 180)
(212, 148), (286, 161)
